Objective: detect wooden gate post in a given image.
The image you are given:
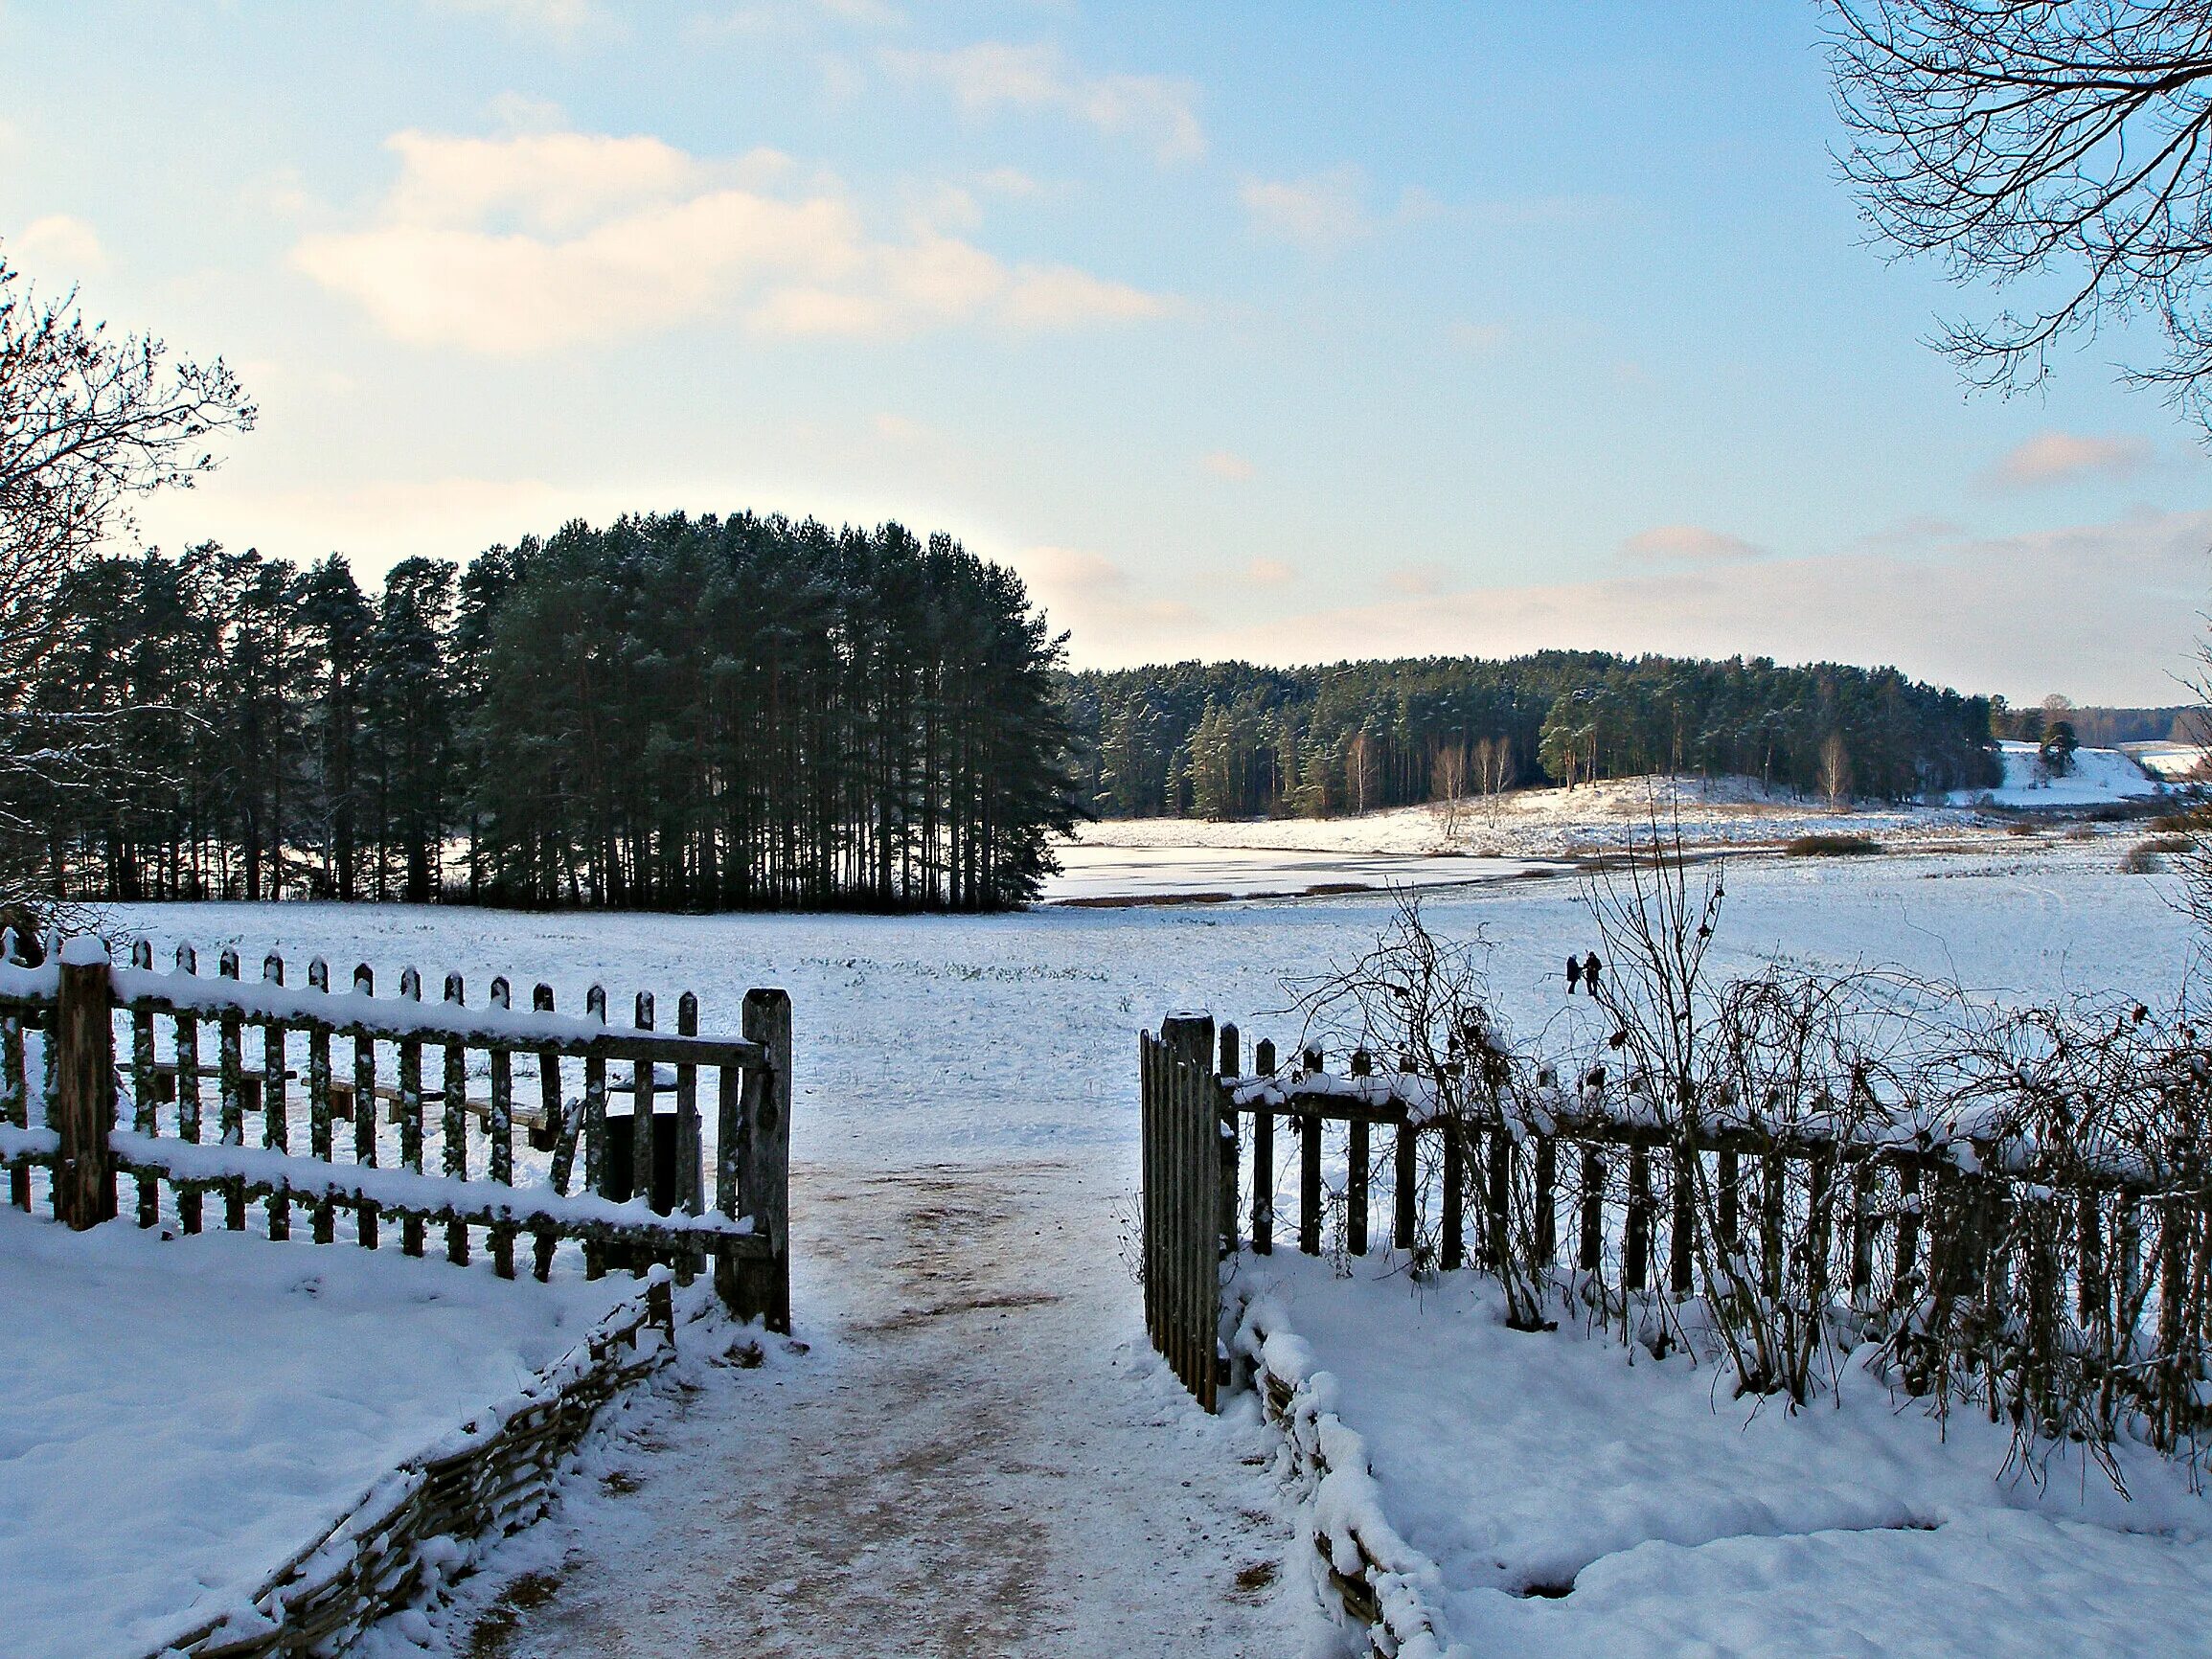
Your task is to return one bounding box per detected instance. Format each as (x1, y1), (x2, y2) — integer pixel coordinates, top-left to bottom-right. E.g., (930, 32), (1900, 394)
(54, 937), (117, 1230)
(719, 989), (791, 1333)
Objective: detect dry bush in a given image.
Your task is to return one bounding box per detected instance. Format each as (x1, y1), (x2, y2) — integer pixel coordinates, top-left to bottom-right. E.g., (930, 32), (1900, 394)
(1785, 833), (1881, 857)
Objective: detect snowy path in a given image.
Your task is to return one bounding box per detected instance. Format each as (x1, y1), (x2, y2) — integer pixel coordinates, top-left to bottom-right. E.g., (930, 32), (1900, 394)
(460, 1158), (1329, 1658)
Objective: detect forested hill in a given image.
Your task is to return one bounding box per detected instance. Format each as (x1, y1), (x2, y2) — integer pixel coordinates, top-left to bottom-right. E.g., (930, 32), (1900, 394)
(34, 514), (1078, 911)
(1063, 652), (2003, 820)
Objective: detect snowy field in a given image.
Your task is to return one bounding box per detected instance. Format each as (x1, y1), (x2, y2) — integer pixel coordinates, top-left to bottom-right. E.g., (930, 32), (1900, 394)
(0, 1210), (629, 1659)
(30, 832), (2203, 1654)
(1049, 758), (2173, 902)
(1246, 1258), (2212, 1659)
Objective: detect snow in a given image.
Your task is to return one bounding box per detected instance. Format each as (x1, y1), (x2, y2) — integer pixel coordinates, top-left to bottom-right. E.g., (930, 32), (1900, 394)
(2130, 741), (2211, 783)
(1950, 740), (2163, 807)
(0, 1204), (631, 1659)
(1238, 1255), (2212, 1658)
(18, 837), (2196, 1654)
(1050, 762), (2171, 904)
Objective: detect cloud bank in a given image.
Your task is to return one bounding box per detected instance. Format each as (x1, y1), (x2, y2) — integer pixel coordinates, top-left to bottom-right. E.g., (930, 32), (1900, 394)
(292, 127), (1171, 352)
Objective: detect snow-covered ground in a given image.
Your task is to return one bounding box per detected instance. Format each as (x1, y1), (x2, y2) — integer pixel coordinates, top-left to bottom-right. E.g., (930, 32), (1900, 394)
(31, 838), (2201, 1654)
(1952, 739), (2164, 807)
(2129, 740), (2211, 783)
(0, 1208), (630, 1659)
(1245, 1256), (2212, 1659)
(1050, 761), (2172, 903)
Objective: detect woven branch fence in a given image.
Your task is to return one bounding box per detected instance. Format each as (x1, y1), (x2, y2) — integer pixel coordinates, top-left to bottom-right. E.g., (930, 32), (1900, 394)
(159, 1275), (679, 1658)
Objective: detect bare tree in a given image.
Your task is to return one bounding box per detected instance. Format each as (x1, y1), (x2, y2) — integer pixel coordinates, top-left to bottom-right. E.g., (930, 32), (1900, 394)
(1820, 731), (1852, 808)
(1429, 740), (1470, 841)
(1828, 2), (2212, 431)
(0, 246), (255, 899)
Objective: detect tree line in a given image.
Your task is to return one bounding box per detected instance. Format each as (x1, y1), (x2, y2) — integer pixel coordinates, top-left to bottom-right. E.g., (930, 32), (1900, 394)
(25, 513), (1080, 911)
(1064, 651), (2004, 820)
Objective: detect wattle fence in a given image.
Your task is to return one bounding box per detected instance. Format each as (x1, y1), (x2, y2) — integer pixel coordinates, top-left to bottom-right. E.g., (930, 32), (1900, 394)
(0, 931), (790, 1329)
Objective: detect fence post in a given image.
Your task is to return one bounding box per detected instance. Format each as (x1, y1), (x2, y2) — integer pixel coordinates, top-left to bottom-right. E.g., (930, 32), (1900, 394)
(721, 989), (791, 1332)
(53, 937), (117, 1231)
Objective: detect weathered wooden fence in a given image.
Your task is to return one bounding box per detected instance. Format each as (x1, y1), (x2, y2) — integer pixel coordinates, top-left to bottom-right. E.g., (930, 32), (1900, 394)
(0, 932), (790, 1329)
(1138, 1015), (1225, 1411)
(1144, 1008), (2212, 1446)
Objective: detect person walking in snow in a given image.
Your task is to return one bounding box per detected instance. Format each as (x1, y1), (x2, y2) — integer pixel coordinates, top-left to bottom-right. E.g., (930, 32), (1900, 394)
(1583, 953), (1603, 995)
(1565, 955), (1582, 993)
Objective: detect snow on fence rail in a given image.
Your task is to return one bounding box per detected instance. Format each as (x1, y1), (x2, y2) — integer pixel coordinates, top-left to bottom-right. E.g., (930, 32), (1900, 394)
(0, 932), (790, 1329)
(1143, 1011), (2212, 1457)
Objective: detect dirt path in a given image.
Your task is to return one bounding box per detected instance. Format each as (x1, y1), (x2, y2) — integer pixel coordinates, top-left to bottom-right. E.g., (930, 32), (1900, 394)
(458, 1158), (1335, 1658)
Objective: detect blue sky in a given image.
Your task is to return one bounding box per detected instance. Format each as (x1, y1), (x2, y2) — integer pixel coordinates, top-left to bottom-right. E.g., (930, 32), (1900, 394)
(3, 0), (2206, 702)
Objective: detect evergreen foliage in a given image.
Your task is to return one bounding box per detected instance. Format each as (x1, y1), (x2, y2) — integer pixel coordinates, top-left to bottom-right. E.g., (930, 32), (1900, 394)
(1065, 651), (2001, 819)
(22, 512), (1081, 911)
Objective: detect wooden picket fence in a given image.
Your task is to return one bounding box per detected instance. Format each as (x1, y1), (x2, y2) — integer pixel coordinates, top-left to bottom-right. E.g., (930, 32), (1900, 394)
(1141, 1008), (2212, 1447)
(0, 932), (790, 1329)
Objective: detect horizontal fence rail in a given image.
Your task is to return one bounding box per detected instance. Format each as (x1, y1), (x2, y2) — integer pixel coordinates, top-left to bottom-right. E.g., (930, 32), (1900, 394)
(1145, 1008), (2212, 1452)
(0, 932), (790, 1330)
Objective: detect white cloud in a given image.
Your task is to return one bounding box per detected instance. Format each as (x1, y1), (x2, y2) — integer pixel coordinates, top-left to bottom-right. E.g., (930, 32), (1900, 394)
(1200, 449), (1255, 482)
(291, 126), (1171, 352)
(1385, 563), (1451, 597)
(1010, 544), (1197, 648)
(885, 42), (1203, 164)
(12, 215), (107, 276)
(1985, 430), (2154, 490)
(428, 0), (601, 42)
(1244, 557), (1293, 585)
(1620, 523), (1767, 564)
(1241, 167), (1371, 249)
(708, 0), (902, 33)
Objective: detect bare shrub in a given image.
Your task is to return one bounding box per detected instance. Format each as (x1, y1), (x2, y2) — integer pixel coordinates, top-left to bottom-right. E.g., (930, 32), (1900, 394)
(1284, 825), (2212, 1481)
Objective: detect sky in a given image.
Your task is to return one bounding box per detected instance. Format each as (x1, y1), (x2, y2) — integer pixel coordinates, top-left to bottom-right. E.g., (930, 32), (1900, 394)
(2, 0), (2207, 705)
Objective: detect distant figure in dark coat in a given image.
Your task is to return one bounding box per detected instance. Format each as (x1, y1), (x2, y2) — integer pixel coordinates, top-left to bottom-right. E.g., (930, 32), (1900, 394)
(1583, 953), (1604, 995)
(1565, 955), (1582, 994)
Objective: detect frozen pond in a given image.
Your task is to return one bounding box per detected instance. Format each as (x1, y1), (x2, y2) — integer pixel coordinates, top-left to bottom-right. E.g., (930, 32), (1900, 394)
(1040, 842), (1551, 903)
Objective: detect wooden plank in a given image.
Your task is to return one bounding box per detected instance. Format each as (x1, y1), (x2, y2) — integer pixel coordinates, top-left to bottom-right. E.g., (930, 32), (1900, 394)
(489, 976), (515, 1280)
(1578, 1146), (1604, 1273)
(1393, 1117), (1417, 1252)
(1250, 1037), (1275, 1255)
(1217, 1024), (1240, 1266)
(175, 945), (203, 1235)
(1625, 1143), (1651, 1293)
(582, 984), (607, 1280)
(443, 973), (469, 1266)
(1487, 1129), (1512, 1273)
(262, 954), (290, 1241)
(352, 964), (379, 1251)
(1300, 1046), (1323, 1257)
(1533, 1135), (1556, 1263)
(676, 991), (702, 1284)
(1672, 1143), (1697, 1296)
(399, 967), (425, 1259)
(1347, 1050), (1371, 1257)
(130, 940), (158, 1229)
(727, 989), (792, 1332)
(631, 991), (657, 1215)
(53, 944), (116, 1230)
(1718, 1148), (1740, 1252)
(4, 996), (27, 1212)
(1440, 1117), (1463, 1271)
(535, 984), (564, 1282)
(218, 948), (245, 1232)
(108, 988), (764, 1070)
(308, 960), (334, 1244)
